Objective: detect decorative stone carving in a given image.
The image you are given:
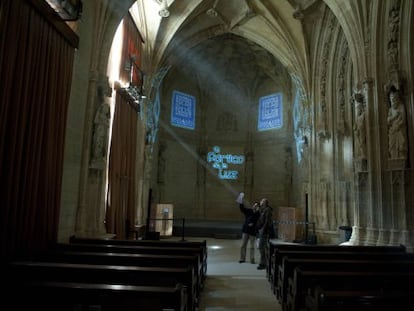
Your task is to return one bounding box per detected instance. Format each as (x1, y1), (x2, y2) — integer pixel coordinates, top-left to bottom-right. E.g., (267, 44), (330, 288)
(388, 2), (400, 44)
(97, 75), (112, 100)
(352, 91), (367, 160)
(90, 102), (110, 169)
(146, 67), (169, 151)
(337, 41), (349, 135)
(387, 1), (400, 71)
(387, 89), (407, 160)
(317, 12), (336, 140)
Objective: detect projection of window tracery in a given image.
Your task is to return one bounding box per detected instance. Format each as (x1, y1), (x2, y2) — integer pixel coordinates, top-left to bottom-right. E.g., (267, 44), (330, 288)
(257, 92), (282, 131)
(171, 90), (196, 130)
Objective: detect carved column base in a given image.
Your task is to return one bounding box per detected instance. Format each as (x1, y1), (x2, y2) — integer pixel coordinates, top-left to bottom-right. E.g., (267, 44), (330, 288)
(388, 229), (401, 246)
(348, 226), (365, 245)
(364, 227), (378, 245)
(376, 228), (390, 245)
(399, 230), (411, 250)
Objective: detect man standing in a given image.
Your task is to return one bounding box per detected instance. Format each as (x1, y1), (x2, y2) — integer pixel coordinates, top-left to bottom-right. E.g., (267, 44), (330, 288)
(237, 192), (260, 264)
(256, 198), (273, 270)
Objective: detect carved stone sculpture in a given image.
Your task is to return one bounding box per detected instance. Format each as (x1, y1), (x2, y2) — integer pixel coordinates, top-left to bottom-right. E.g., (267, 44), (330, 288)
(387, 90), (407, 159)
(353, 93), (367, 160)
(91, 102), (110, 169)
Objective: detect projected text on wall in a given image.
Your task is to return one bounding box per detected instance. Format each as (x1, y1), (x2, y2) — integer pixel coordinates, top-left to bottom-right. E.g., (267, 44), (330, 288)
(171, 90), (196, 130)
(258, 92), (283, 131)
(207, 146), (245, 180)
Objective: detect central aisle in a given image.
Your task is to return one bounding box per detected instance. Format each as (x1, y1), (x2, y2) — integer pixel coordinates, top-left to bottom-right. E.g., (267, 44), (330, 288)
(195, 237), (283, 311)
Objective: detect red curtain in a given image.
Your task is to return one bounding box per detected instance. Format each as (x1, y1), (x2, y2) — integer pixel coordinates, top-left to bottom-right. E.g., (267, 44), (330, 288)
(105, 14), (142, 239)
(0, 0), (77, 259)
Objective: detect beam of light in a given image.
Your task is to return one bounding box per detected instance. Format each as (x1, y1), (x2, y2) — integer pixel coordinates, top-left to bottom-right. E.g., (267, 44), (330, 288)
(158, 117), (254, 207)
(108, 20), (124, 87)
(160, 38), (263, 206)
(171, 38), (252, 110)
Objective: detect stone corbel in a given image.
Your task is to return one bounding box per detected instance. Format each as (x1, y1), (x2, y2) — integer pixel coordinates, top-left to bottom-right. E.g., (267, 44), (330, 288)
(97, 75), (112, 100)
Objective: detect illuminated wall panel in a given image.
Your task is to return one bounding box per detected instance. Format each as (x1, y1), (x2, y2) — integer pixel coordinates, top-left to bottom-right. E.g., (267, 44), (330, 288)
(258, 92), (283, 131)
(171, 90), (196, 130)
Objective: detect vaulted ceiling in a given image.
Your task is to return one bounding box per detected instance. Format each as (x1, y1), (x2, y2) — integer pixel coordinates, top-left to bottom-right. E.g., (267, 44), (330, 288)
(131, 0), (319, 91)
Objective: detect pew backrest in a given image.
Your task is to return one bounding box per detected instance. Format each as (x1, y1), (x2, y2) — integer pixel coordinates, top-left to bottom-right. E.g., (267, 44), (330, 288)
(271, 249), (414, 295)
(38, 250), (203, 293)
(8, 261), (197, 311)
(69, 236), (208, 280)
(7, 280), (188, 311)
(287, 267), (414, 311)
(277, 257), (414, 304)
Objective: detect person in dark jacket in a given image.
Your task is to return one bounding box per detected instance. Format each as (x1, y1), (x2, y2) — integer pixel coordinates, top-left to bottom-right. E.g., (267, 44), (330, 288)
(256, 198), (273, 270)
(237, 192), (260, 264)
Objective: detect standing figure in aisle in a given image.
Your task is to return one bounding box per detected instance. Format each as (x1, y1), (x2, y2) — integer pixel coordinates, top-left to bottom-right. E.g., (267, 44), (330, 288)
(256, 198), (274, 270)
(236, 192), (260, 264)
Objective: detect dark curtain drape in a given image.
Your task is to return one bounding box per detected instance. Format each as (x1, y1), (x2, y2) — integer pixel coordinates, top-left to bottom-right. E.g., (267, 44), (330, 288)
(0, 0), (77, 260)
(105, 14), (141, 239)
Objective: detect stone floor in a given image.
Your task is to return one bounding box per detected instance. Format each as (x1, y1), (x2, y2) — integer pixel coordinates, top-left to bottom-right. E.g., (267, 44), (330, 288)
(191, 237), (283, 311)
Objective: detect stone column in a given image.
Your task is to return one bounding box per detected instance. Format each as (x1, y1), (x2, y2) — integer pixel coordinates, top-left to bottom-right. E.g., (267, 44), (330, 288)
(387, 160), (409, 247)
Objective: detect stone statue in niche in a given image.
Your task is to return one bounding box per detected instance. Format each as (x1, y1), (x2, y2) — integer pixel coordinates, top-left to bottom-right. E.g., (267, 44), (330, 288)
(90, 102), (110, 169)
(353, 92), (367, 160)
(387, 89), (407, 159)
(387, 40), (398, 68)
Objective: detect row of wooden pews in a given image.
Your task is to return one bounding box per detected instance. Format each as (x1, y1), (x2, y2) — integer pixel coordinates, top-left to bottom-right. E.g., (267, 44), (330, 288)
(5, 236), (208, 311)
(69, 236), (208, 281)
(267, 240), (414, 311)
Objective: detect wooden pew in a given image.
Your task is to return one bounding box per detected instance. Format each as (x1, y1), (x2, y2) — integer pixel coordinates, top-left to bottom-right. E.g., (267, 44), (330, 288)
(6, 280), (188, 311)
(267, 240), (297, 279)
(305, 285), (414, 311)
(286, 267), (414, 311)
(277, 257), (414, 306)
(269, 245), (408, 295)
(69, 236), (208, 282)
(37, 250), (203, 295)
(273, 250), (414, 299)
(268, 241), (406, 282)
(7, 261), (198, 311)
(55, 242), (205, 283)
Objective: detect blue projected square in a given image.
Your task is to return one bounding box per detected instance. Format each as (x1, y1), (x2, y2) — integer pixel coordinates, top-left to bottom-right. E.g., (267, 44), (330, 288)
(171, 90), (196, 130)
(258, 93), (283, 131)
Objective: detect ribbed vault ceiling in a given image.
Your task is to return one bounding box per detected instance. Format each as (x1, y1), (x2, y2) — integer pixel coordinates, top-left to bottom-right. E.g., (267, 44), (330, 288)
(131, 0), (318, 89)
